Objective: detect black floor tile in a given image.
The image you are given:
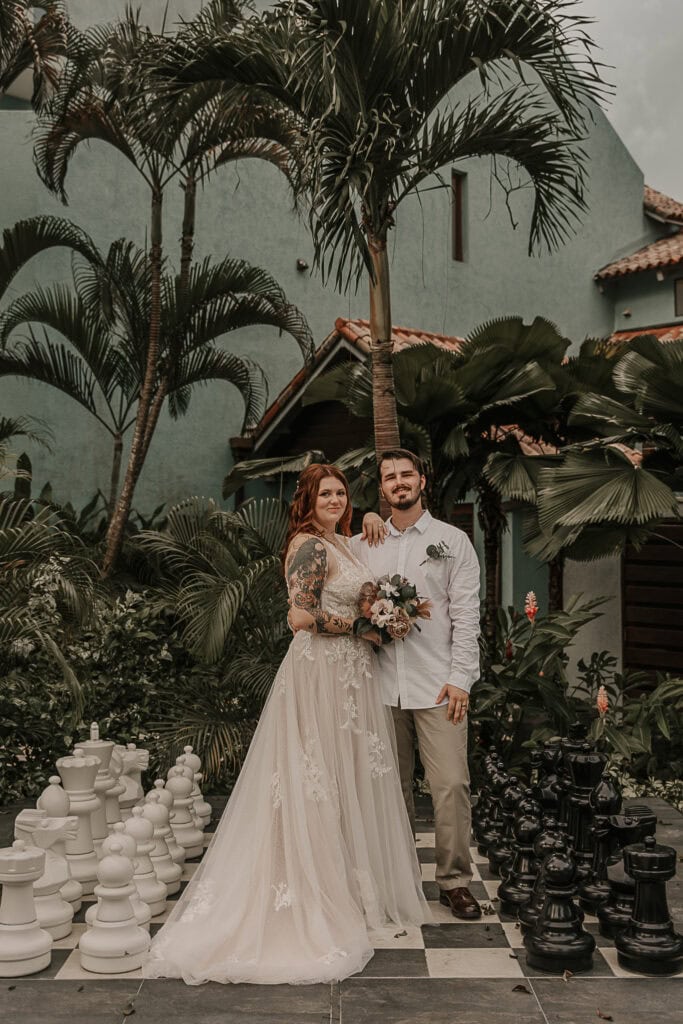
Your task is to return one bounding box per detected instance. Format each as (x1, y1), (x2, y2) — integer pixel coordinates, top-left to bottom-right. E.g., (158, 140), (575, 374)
(3, 948), (72, 980)
(357, 949), (428, 978)
(422, 922), (509, 949)
(416, 846), (436, 863)
(166, 880), (189, 903)
(0, 979), (140, 1024)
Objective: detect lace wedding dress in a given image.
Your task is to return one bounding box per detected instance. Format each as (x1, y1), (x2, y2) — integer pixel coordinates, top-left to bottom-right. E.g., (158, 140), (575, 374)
(144, 536), (429, 985)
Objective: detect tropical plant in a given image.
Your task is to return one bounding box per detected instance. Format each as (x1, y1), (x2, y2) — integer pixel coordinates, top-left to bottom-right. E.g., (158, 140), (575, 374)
(156, 0), (607, 473)
(0, 413), (52, 484)
(0, 0), (70, 109)
(0, 215), (310, 518)
(133, 495), (291, 778)
(32, 5), (311, 573)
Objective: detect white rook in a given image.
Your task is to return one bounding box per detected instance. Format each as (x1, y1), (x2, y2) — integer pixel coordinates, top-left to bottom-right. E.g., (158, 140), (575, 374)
(14, 810), (77, 940)
(0, 841), (52, 977)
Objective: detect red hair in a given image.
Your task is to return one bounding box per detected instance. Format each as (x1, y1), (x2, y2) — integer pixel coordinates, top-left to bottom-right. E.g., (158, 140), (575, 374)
(284, 464), (352, 560)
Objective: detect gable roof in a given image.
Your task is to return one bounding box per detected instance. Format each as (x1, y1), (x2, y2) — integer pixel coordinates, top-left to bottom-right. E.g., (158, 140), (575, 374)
(644, 185), (683, 225)
(595, 232), (683, 281)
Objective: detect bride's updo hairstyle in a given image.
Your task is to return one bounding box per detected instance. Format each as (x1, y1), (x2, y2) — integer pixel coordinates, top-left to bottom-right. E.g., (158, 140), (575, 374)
(284, 464), (353, 561)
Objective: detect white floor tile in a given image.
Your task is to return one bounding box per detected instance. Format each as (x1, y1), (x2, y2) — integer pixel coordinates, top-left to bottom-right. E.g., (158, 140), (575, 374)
(483, 879), (501, 898)
(54, 948), (143, 980)
(415, 832), (436, 847)
(370, 925), (425, 950)
(469, 847), (488, 865)
(600, 946), (683, 979)
(426, 947), (524, 978)
(421, 862), (436, 881)
(470, 863), (481, 882)
(53, 923), (86, 950)
(501, 921), (524, 946)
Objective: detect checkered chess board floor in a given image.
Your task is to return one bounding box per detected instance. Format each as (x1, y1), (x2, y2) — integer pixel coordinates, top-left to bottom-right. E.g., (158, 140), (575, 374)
(22, 827), (683, 982)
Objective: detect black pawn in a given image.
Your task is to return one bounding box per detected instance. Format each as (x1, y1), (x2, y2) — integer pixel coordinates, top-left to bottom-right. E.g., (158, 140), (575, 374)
(578, 772), (622, 914)
(488, 775), (525, 878)
(597, 810), (657, 939)
(566, 744), (607, 882)
(524, 838), (595, 975)
(519, 817), (564, 936)
(535, 741), (563, 816)
(498, 800), (543, 918)
(477, 762), (508, 857)
(615, 836), (683, 975)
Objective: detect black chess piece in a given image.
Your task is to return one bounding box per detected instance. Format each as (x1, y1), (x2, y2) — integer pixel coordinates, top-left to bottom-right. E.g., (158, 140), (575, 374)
(558, 723), (586, 826)
(477, 761), (508, 857)
(488, 775), (525, 877)
(534, 741), (563, 816)
(578, 772), (622, 914)
(615, 836), (683, 975)
(498, 799), (543, 918)
(518, 817), (565, 936)
(597, 808), (657, 939)
(566, 744), (607, 882)
(524, 838), (595, 974)
(472, 748), (499, 849)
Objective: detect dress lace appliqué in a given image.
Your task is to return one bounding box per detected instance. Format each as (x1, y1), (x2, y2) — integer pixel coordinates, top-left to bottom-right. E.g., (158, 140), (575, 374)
(272, 882), (293, 911)
(367, 732), (392, 779)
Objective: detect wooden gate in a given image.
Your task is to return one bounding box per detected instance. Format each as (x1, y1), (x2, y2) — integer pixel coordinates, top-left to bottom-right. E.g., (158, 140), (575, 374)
(623, 519), (683, 676)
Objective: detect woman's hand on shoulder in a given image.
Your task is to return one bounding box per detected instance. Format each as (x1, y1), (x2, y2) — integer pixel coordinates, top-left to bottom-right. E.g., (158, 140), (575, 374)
(361, 512), (387, 547)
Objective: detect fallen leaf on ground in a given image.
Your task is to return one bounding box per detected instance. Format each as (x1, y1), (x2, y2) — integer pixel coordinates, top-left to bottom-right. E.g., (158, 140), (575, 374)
(394, 930), (407, 938)
(597, 1011), (613, 1021)
(512, 984), (531, 994)
(122, 1003), (136, 1017)
(509, 952), (518, 959)
(562, 969), (574, 982)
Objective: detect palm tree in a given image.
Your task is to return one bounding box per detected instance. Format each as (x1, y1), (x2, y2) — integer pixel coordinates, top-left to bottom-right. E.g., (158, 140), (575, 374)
(0, 1), (70, 109)
(0, 413), (52, 485)
(0, 215), (310, 521)
(156, 0), (607, 472)
(33, 7), (310, 573)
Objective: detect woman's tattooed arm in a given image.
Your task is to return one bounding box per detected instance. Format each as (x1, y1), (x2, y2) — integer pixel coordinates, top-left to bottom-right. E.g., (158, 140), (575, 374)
(285, 537), (353, 635)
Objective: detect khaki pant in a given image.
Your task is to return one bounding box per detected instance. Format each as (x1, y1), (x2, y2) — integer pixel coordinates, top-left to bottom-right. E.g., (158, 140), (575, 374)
(391, 705), (472, 891)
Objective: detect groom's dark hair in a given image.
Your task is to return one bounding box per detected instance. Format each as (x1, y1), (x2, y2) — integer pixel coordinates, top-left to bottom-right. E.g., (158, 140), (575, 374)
(377, 448), (426, 480)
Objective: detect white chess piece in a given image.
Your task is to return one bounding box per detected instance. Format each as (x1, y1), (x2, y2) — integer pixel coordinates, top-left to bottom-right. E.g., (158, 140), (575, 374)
(79, 840), (150, 974)
(36, 776), (83, 911)
(14, 810), (77, 940)
(165, 770), (204, 859)
(77, 724), (121, 847)
(0, 841), (52, 977)
(55, 750), (100, 895)
(114, 743), (149, 819)
(178, 747), (212, 828)
(141, 792), (183, 895)
(85, 825), (151, 932)
(148, 781), (186, 867)
(123, 808), (167, 917)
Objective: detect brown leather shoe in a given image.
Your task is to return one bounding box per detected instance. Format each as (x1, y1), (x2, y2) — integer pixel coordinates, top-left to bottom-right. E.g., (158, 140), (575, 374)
(439, 887), (482, 920)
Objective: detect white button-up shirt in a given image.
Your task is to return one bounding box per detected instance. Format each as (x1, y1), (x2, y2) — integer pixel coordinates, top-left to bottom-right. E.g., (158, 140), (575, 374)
(350, 510), (481, 709)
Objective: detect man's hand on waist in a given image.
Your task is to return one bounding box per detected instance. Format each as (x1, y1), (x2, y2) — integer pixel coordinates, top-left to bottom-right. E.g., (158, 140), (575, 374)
(435, 684), (469, 724)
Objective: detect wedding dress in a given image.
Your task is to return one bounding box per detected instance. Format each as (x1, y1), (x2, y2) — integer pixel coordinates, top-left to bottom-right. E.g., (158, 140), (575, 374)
(144, 535), (430, 985)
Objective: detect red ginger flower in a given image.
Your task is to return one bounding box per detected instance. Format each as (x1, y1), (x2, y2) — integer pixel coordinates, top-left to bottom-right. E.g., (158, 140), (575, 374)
(596, 685), (609, 717)
(524, 591), (539, 623)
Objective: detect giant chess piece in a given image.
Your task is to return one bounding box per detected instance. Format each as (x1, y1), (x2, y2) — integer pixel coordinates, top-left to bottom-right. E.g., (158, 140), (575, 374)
(77, 724), (121, 847)
(123, 808), (168, 917)
(518, 817), (564, 936)
(524, 838), (595, 974)
(0, 841), (52, 977)
(56, 749), (100, 895)
(534, 740), (563, 816)
(36, 775), (83, 912)
(79, 840), (150, 974)
(597, 808), (657, 939)
(477, 761), (508, 857)
(166, 769), (205, 859)
(113, 743), (149, 820)
(14, 810), (77, 940)
(85, 825), (151, 932)
(558, 723), (586, 826)
(142, 792), (183, 895)
(566, 744), (607, 882)
(472, 747), (498, 848)
(615, 836), (683, 975)
(178, 746), (212, 828)
(147, 780), (186, 866)
(488, 775), (526, 878)
(578, 772), (622, 914)
(497, 797), (543, 918)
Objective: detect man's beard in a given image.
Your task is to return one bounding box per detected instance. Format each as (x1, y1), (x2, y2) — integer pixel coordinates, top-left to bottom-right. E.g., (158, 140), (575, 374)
(386, 488), (421, 510)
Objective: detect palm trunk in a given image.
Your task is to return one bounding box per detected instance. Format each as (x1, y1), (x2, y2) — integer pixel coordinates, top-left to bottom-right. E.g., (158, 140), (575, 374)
(107, 433), (123, 520)
(179, 168), (197, 294)
(477, 479), (506, 664)
(102, 187), (163, 576)
(139, 382), (167, 468)
(548, 553), (564, 612)
(368, 234), (400, 518)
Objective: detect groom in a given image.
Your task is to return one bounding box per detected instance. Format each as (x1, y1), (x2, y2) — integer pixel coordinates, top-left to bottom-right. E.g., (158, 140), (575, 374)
(355, 449), (482, 920)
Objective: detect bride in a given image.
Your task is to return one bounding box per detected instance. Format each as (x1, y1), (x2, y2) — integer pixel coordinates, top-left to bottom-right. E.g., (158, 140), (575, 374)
(144, 463), (430, 985)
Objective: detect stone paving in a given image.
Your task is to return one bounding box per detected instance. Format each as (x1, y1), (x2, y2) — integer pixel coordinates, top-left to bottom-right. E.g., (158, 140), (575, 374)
(0, 794), (681, 1024)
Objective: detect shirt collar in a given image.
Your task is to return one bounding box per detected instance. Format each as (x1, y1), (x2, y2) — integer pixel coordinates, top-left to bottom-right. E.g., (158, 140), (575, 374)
(386, 509), (433, 536)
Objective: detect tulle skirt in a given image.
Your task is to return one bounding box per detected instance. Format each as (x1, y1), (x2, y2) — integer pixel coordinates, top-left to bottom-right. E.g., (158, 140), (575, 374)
(144, 631), (430, 985)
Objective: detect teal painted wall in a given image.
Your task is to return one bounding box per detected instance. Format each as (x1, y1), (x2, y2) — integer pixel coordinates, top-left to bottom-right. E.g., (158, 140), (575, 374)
(0, 0), (669, 521)
(606, 268), (683, 332)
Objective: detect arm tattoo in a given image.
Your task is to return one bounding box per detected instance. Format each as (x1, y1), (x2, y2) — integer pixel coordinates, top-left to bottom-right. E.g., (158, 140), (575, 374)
(286, 537), (352, 636)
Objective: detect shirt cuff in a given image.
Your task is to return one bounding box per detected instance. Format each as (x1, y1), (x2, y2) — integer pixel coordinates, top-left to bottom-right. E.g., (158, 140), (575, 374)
(447, 673), (473, 694)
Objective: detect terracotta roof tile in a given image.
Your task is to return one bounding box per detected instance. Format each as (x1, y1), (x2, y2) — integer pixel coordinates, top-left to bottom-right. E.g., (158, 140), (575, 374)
(594, 232), (683, 281)
(609, 323), (683, 344)
(334, 317), (466, 353)
(644, 185), (683, 225)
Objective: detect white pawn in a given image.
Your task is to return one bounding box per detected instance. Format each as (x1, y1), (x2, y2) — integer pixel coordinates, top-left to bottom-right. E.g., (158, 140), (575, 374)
(79, 840), (150, 974)
(56, 749), (100, 895)
(14, 811), (76, 940)
(123, 808), (167, 917)
(115, 743), (149, 819)
(141, 792), (182, 895)
(179, 747), (212, 829)
(36, 776), (83, 911)
(85, 825), (151, 932)
(148, 781), (185, 867)
(166, 770), (204, 859)
(0, 841), (52, 977)
(77, 724), (121, 847)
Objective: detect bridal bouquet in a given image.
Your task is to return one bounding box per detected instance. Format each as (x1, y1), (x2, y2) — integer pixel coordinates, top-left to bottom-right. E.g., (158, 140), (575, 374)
(353, 575), (431, 644)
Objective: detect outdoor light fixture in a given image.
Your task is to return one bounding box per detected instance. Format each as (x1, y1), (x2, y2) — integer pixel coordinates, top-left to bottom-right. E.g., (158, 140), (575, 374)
(622, 309), (632, 318)
(296, 258), (309, 272)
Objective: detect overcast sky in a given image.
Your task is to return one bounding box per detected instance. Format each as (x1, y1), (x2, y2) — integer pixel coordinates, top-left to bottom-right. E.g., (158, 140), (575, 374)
(579, 0), (683, 198)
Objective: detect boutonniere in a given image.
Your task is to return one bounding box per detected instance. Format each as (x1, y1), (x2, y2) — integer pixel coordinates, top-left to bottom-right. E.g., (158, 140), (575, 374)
(420, 540), (454, 565)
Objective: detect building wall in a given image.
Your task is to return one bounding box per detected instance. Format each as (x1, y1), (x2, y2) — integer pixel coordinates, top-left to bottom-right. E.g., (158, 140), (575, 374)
(606, 268), (683, 331)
